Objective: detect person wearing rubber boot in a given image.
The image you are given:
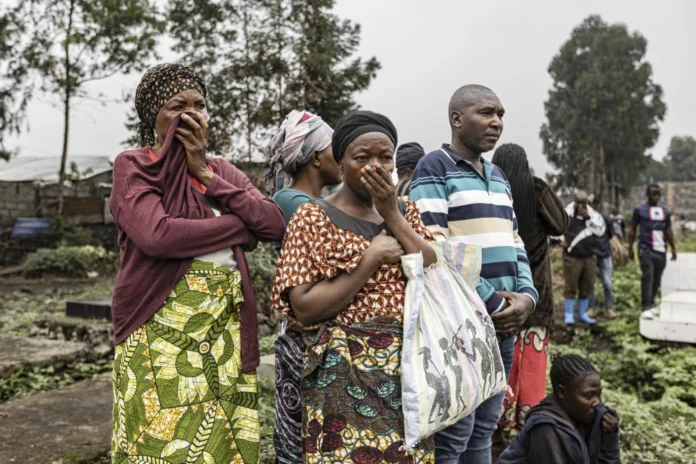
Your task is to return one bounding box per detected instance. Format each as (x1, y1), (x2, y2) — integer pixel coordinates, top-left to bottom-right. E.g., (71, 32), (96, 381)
(561, 191), (606, 325)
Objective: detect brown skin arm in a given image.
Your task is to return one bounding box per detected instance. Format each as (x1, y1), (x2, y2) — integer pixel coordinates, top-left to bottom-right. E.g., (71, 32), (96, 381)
(628, 223), (638, 260)
(362, 164), (436, 266)
(288, 252), (384, 326)
(666, 227), (678, 261)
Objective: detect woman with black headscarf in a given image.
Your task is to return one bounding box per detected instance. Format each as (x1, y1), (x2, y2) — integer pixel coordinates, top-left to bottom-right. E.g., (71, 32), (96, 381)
(271, 110), (436, 462)
(491, 143), (568, 431)
(109, 64), (285, 464)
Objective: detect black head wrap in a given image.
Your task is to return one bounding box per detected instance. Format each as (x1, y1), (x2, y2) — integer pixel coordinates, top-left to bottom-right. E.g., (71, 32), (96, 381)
(395, 142), (425, 172)
(135, 63), (207, 147)
(331, 110), (397, 162)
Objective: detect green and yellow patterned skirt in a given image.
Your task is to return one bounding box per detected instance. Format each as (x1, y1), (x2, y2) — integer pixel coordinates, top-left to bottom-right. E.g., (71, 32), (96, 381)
(111, 261), (259, 464)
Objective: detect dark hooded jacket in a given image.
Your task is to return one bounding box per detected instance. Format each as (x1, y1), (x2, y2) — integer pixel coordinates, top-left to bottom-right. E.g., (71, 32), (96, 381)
(498, 394), (621, 464)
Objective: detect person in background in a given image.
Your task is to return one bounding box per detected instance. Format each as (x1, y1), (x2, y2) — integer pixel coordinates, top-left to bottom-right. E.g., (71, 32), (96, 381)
(266, 110), (342, 225)
(562, 191), (606, 325)
(628, 184), (678, 311)
(610, 207), (625, 241)
(588, 196), (616, 320)
(109, 64), (286, 464)
(410, 85), (538, 463)
(271, 110), (437, 462)
(265, 110), (342, 464)
(498, 354), (621, 464)
(492, 143), (569, 431)
(395, 142), (426, 200)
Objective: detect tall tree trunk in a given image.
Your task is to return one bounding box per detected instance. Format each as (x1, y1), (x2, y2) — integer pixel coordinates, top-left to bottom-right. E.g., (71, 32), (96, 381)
(274, 0), (284, 121)
(242, 6), (253, 163)
(57, 0), (75, 217)
(599, 143), (607, 212)
(608, 168), (615, 209)
(589, 147), (596, 196)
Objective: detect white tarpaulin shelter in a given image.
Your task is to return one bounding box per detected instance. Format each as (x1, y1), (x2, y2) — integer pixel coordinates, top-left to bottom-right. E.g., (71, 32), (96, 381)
(0, 156), (112, 182)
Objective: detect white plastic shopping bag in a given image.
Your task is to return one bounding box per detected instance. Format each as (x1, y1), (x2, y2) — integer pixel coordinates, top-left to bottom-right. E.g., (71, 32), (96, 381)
(400, 241), (507, 449)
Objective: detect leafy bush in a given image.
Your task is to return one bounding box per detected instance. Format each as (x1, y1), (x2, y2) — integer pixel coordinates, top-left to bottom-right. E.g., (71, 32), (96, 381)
(604, 389), (696, 463)
(48, 214), (94, 246)
(246, 243), (278, 311)
(259, 334), (278, 356)
(23, 245), (119, 278)
(549, 254), (696, 462)
(0, 360), (110, 403)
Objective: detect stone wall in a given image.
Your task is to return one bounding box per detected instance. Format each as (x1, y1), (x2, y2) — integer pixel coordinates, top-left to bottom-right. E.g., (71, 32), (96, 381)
(0, 182), (39, 226)
(0, 172), (113, 227)
(38, 171), (113, 216)
(625, 181), (696, 219)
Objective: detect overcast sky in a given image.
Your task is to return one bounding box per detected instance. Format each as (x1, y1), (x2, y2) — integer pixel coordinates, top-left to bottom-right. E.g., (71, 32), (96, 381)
(7, 0), (695, 176)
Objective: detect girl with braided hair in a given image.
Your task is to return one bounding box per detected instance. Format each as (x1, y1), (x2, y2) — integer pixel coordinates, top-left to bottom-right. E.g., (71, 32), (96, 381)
(498, 354), (621, 464)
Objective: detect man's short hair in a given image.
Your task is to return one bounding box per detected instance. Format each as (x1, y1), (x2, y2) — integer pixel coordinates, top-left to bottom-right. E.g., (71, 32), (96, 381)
(646, 183), (661, 195)
(448, 84), (498, 114)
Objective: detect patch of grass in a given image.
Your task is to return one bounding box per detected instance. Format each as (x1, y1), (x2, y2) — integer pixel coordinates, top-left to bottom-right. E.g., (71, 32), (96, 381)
(678, 237), (696, 253)
(0, 359), (111, 403)
(259, 334), (278, 356)
(0, 277), (114, 336)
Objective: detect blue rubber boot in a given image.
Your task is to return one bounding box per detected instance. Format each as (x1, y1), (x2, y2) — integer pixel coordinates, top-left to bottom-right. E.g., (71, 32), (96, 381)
(564, 299), (576, 325)
(578, 298), (597, 324)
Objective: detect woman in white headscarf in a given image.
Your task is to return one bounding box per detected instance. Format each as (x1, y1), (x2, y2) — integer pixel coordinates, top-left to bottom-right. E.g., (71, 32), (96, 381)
(267, 110), (342, 463)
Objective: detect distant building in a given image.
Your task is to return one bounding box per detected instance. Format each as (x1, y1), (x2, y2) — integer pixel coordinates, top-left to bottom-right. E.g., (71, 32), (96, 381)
(0, 155), (113, 227)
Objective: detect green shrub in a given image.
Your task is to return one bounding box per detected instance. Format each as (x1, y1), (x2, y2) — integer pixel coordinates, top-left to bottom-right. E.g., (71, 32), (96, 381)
(548, 253), (696, 462)
(0, 360), (110, 403)
(246, 243), (278, 311)
(23, 245), (119, 278)
(48, 214), (94, 246)
(259, 334), (278, 356)
(604, 389), (696, 464)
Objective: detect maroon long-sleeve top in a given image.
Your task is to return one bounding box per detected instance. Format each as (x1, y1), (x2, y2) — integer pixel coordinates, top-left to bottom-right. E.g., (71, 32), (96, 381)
(109, 147), (285, 372)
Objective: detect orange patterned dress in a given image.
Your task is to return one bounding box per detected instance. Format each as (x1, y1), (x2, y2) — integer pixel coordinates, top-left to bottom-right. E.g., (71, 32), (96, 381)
(271, 200), (435, 464)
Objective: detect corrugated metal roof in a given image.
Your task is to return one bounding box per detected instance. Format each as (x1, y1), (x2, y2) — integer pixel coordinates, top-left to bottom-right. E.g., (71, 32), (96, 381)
(0, 156), (112, 182)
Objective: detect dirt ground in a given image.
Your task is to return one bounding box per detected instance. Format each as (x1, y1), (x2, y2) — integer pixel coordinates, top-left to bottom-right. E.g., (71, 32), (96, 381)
(0, 376), (112, 463)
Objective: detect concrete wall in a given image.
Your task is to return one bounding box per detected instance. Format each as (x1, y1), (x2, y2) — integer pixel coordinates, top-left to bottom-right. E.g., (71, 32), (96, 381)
(0, 171), (113, 228)
(38, 171), (113, 212)
(0, 182), (39, 226)
(625, 181), (696, 219)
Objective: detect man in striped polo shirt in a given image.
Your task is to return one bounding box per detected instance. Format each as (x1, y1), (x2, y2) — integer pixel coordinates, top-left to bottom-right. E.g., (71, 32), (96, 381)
(410, 85), (537, 463)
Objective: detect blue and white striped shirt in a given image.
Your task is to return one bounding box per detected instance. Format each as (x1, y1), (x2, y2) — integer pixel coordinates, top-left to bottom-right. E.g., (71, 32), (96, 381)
(410, 144), (538, 313)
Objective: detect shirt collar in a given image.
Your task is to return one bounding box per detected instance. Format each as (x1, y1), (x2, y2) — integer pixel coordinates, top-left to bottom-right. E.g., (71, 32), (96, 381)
(441, 144), (492, 179)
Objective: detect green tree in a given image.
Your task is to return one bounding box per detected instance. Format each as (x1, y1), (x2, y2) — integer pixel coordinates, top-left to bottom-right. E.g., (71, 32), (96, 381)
(637, 155), (668, 185)
(156, 0), (379, 161)
(664, 136), (696, 181)
(540, 15), (666, 206)
(3, 0), (164, 213)
(0, 5), (31, 160)
(283, 0), (380, 128)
